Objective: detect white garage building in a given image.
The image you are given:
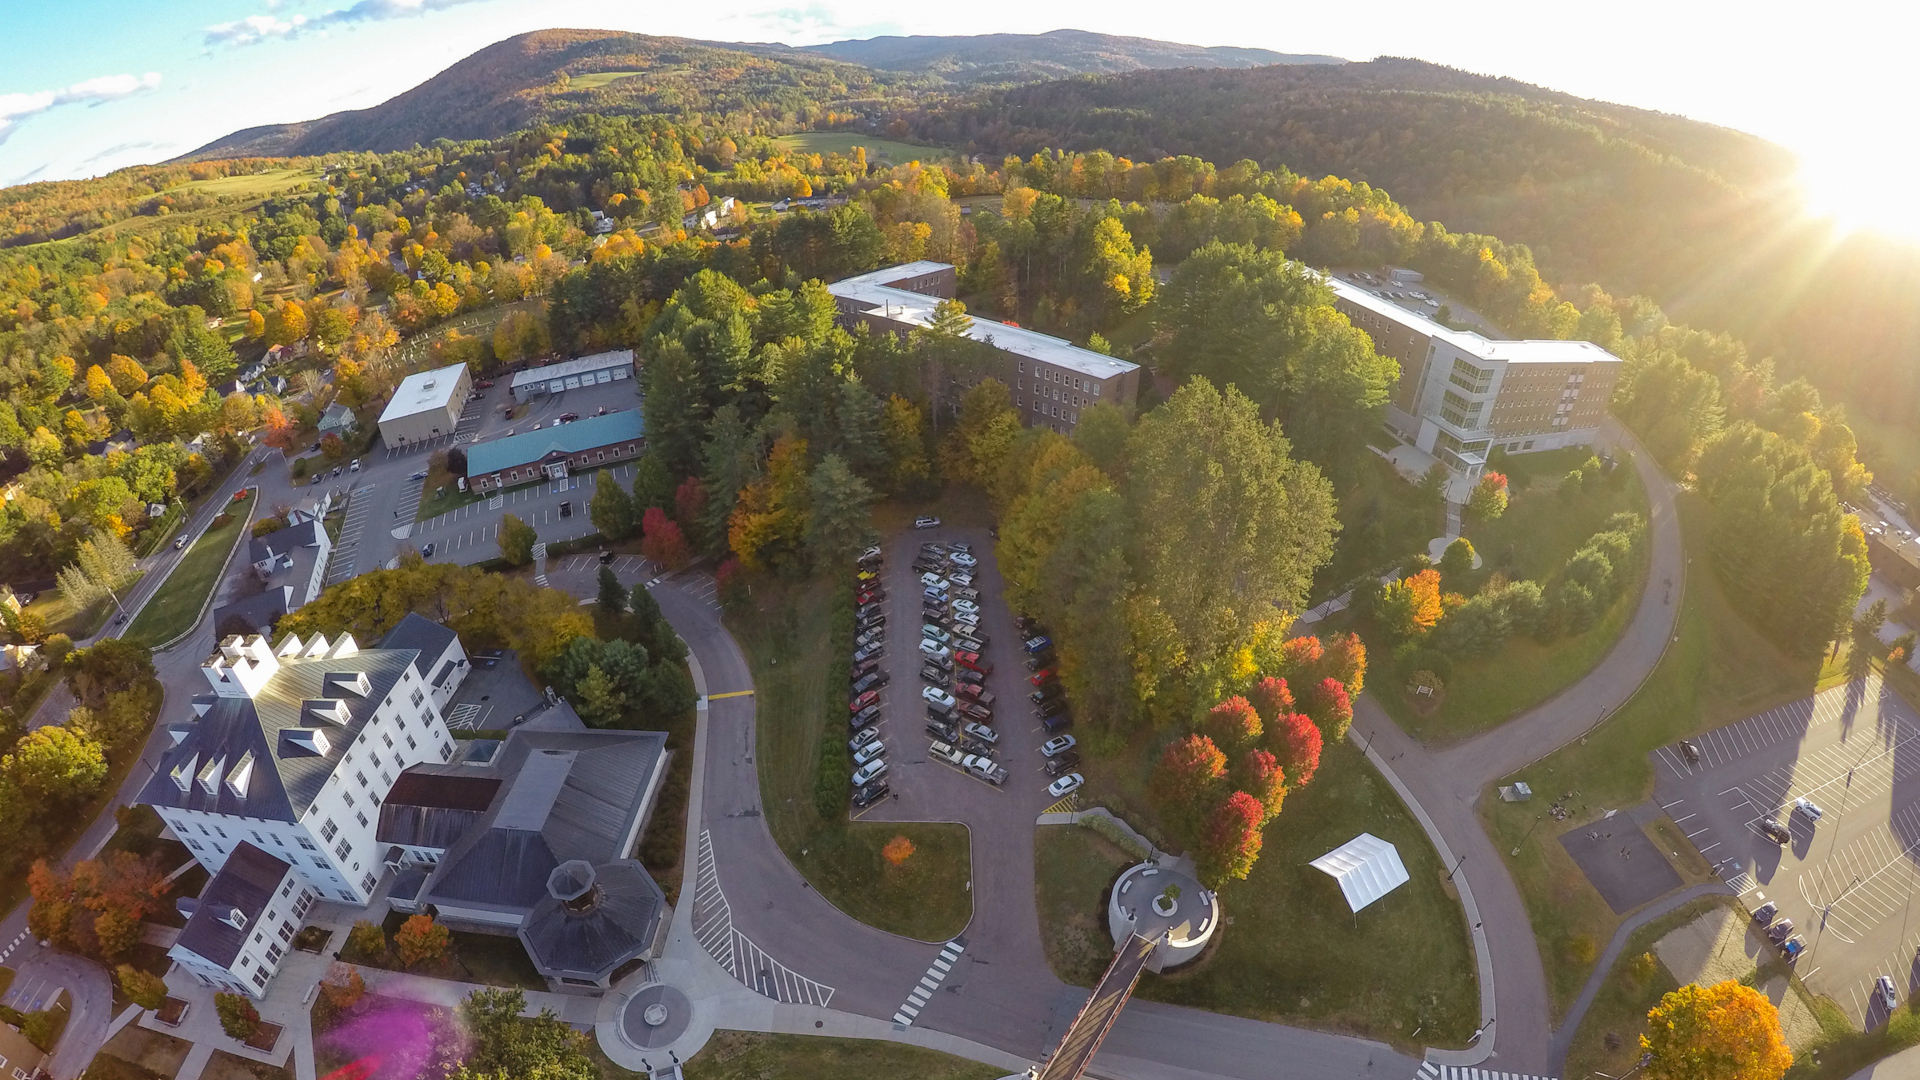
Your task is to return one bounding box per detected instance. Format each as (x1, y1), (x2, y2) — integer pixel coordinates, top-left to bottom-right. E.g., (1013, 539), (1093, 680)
(377, 362), (471, 449)
(510, 350), (634, 403)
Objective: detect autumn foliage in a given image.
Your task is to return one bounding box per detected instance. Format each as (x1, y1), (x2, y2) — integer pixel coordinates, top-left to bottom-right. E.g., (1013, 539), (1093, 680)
(1304, 677), (1355, 740)
(1198, 791), (1266, 885)
(1249, 675), (1294, 720)
(640, 506), (690, 569)
(882, 835), (916, 865)
(1232, 748), (1286, 822)
(1268, 712), (1324, 787)
(1203, 696), (1263, 752)
(1377, 568), (1445, 638)
(1641, 979), (1791, 1080)
(394, 914), (452, 969)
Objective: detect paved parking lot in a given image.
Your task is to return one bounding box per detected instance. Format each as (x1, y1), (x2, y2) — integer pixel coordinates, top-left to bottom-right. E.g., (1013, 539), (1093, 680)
(1654, 676), (1920, 1024)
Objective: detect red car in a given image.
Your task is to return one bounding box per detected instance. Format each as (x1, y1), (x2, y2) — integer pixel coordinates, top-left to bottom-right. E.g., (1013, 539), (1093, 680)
(957, 684), (995, 705)
(476, 380), (496, 389)
(953, 651), (993, 674)
(849, 689), (879, 713)
(957, 701), (993, 722)
(1029, 668), (1056, 686)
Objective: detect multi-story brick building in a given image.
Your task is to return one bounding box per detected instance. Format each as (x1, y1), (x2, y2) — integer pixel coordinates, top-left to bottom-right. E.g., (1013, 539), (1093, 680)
(828, 262), (1142, 434)
(1327, 274), (1622, 483)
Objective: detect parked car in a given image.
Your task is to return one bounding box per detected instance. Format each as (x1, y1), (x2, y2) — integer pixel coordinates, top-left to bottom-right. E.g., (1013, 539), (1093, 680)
(1036, 698), (1069, 719)
(922, 624), (952, 644)
(920, 542), (948, 555)
(955, 668), (985, 686)
(858, 589), (886, 606)
(953, 634), (988, 653)
(949, 552), (978, 568)
(858, 545), (882, 562)
(559, 500), (573, 518)
(849, 726), (880, 752)
(1767, 918), (1796, 945)
(954, 651), (991, 673)
(853, 642), (884, 663)
(952, 611), (981, 629)
(476, 380), (496, 389)
(963, 721), (999, 745)
(921, 664), (952, 687)
(1024, 636), (1053, 654)
(1048, 773), (1086, 798)
(857, 612), (887, 631)
(851, 672), (888, 694)
(953, 588), (981, 603)
(855, 627), (884, 648)
(1015, 616), (1040, 633)
(957, 684), (995, 705)
(420, 543), (435, 557)
(1041, 713), (1074, 734)
(1878, 976), (1899, 1011)
(964, 755), (1008, 785)
(949, 572), (974, 587)
(851, 703), (882, 728)
(1781, 937), (1805, 963)
(1045, 753), (1081, 777)
(1758, 817), (1792, 845)
(921, 587), (949, 604)
(952, 599), (980, 615)
(849, 690), (879, 713)
(914, 516), (941, 529)
(852, 782), (890, 808)
(956, 701), (993, 722)
(1030, 686), (1063, 705)
(1751, 901), (1778, 925)
(929, 740), (968, 766)
(918, 639), (951, 661)
(853, 741), (886, 768)
(923, 686), (957, 710)
(1041, 734), (1078, 757)
(923, 652), (953, 671)
(1679, 739), (1702, 765)
(349, 459), (362, 473)
(919, 572), (947, 589)
(856, 568), (878, 582)
(1030, 668), (1057, 686)
(851, 759), (888, 786)
(1793, 797), (1824, 821)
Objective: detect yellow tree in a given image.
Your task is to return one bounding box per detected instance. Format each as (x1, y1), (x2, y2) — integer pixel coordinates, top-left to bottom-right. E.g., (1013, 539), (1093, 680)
(1643, 980), (1791, 1080)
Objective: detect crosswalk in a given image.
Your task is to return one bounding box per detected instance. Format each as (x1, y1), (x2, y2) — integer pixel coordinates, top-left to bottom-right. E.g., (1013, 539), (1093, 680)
(1414, 1064), (1556, 1080)
(689, 831), (835, 1007)
(893, 938), (965, 1027)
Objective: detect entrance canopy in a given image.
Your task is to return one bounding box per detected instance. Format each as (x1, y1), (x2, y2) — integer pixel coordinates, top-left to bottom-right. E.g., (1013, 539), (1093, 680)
(1309, 832), (1410, 913)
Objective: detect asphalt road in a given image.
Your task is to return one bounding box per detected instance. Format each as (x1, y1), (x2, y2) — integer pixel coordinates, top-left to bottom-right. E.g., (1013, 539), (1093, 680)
(1654, 677), (1920, 1026)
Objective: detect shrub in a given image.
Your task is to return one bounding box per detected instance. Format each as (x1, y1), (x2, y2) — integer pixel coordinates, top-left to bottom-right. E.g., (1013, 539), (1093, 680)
(345, 919), (386, 960)
(882, 836), (915, 865)
(21, 1010), (59, 1051)
(250, 516), (288, 538)
(214, 992), (260, 1039)
(117, 964), (168, 1010)
(209, 512), (233, 529)
(1439, 537), (1476, 577)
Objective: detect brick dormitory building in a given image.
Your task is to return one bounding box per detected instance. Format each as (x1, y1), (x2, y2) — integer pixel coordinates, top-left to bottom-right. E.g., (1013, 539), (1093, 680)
(1325, 272), (1622, 483)
(827, 262), (1143, 432)
(464, 409), (646, 493)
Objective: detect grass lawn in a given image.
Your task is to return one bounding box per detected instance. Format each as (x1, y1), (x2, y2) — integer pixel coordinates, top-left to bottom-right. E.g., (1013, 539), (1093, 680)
(415, 450), (487, 522)
(1075, 733), (1478, 1049)
(94, 1025), (192, 1080)
(571, 70), (644, 90)
(776, 132), (954, 165)
(1315, 452), (1437, 600)
(167, 168), (317, 199)
(1034, 825), (1146, 987)
(1370, 449), (1651, 743)
(1480, 493), (1852, 1019)
(726, 574), (973, 941)
(201, 1049), (291, 1080)
(358, 910), (547, 990)
(683, 1031), (1003, 1080)
(24, 584), (119, 640)
(124, 489), (256, 648)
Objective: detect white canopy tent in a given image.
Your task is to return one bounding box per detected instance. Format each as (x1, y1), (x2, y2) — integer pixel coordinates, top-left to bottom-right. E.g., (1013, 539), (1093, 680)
(1310, 832), (1411, 913)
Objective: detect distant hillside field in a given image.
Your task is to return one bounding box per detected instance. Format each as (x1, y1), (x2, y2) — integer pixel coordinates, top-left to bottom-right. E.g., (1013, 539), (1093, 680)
(792, 28), (1344, 83)
(775, 132), (952, 166)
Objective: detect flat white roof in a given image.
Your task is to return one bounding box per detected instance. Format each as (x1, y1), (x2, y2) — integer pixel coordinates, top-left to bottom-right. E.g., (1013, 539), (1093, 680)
(830, 264), (1138, 382)
(509, 350), (636, 390)
(1325, 275), (1620, 366)
(378, 362), (468, 423)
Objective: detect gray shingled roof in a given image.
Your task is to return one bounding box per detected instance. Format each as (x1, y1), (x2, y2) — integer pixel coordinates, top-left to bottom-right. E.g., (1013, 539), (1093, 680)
(138, 645), (416, 821)
(212, 588), (294, 637)
(518, 860), (664, 981)
(175, 842), (290, 968)
(376, 772), (501, 850)
(417, 728), (667, 918)
(377, 613), (459, 681)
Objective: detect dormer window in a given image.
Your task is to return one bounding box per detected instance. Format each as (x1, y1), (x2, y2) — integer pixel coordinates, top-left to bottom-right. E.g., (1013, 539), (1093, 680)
(196, 755), (226, 796)
(170, 752), (199, 792)
(225, 751), (255, 798)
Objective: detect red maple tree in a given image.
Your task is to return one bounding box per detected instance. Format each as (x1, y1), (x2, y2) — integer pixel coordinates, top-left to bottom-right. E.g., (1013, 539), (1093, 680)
(1198, 791), (1266, 886)
(1203, 696), (1263, 752)
(1269, 711), (1324, 787)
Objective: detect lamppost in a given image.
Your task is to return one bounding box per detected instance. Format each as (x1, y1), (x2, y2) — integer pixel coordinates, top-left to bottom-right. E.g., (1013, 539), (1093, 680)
(1447, 852), (1468, 882)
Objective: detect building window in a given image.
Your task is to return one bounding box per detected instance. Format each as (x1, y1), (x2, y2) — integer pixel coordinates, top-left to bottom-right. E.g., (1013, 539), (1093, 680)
(279, 922), (294, 941)
(334, 839), (352, 861)
(356, 772), (369, 788)
(342, 791), (355, 809)
(320, 819), (338, 842)
(297, 835), (317, 850)
(281, 881), (294, 898)
(360, 872), (378, 893)
(266, 943), (284, 964)
(440, 742), (453, 761)
(406, 735), (417, 750)
(253, 969), (269, 989)
(410, 688), (424, 708)
(338, 891), (355, 901)
(382, 733), (394, 749)
(356, 811), (368, 828)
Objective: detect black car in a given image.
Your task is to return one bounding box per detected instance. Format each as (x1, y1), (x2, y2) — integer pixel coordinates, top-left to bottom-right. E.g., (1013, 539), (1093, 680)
(955, 668), (986, 686)
(1015, 616), (1039, 633)
(1758, 817), (1792, 845)
(1030, 686), (1063, 706)
(858, 612), (887, 630)
(1679, 739), (1702, 765)
(1041, 713), (1074, 734)
(599, 550), (616, 564)
(921, 664), (952, 687)
(926, 703), (956, 722)
(559, 500), (573, 518)
(1035, 697), (1069, 718)
(1751, 901), (1778, 925)
(1045, 752), (1081, 777)
(959, 735), (996, 757)
(1024, 654), (1053, 672)
(1767, 918), (1796, 945)
(851, 703), (882, 728)
(852, 782), (891, 808)
(852, 672), (889, 695)
(926, 720), (959, 742)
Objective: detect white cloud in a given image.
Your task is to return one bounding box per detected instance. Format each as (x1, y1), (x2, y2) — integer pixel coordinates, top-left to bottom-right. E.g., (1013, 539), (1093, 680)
(205, 0), (491, 47)
(0, 72), (163, 145)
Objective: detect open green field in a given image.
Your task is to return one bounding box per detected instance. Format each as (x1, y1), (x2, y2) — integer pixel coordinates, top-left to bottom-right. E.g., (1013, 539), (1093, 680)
(777, 131), (953, 166)
(571, 70), (645, 90)
(22, 588), (117, 640)
(1371, 447), (1651, 743)
(726, 575), (973, 941)
(125, 489), (255, 648)
(166, 168), (318, 199)
(1075, 734), (1478, 1049)
(685, 1031), (1003, 1080)
(1481, 492), (1852, 1018)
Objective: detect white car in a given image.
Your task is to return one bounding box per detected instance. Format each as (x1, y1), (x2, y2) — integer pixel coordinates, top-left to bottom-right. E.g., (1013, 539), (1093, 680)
(949, 552), (977, 568)
(849, 726), (880, 752)
(918, 639), (951, 661)
(951, 599), (980, 615)
(962, 721), (999, 744)
(1793, 796), (1824, 821)
(1878, 974), (1899, 1010)
(853, 740), (886, 767)
(851, 759), (888, 786)
(922, 686), (957, 710)
(952, 611), (981, 628)
(920, 572), (948, 590)
(1041, 734), (1077, 757)
(914, 516), (941, 529)
(949, 572), (974, 587)
(1048, 772), (1085, 798)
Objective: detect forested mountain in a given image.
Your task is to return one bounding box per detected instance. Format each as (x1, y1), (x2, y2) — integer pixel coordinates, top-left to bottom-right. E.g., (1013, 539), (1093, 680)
(182, 29), (918, 161)
(789, 29), (1342, 82)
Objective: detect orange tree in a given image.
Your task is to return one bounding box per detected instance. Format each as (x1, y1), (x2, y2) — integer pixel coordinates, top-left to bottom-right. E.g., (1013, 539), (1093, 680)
(394, 914), (452, 969)
(1642, 979), (1791, 1080)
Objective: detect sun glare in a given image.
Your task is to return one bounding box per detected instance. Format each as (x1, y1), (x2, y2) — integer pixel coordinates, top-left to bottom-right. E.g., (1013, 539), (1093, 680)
(1796, 148), (1920, 245)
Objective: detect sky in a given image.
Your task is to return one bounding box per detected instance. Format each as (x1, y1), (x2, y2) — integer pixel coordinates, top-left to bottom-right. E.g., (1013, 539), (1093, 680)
(3, 0), (1918, 237)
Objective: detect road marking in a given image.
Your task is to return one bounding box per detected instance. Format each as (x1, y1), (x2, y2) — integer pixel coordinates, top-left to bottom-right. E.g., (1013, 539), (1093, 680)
(690, 832), (835, 1007)
(891, 939), (966, 1028)
(708, 690), (755, 700)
